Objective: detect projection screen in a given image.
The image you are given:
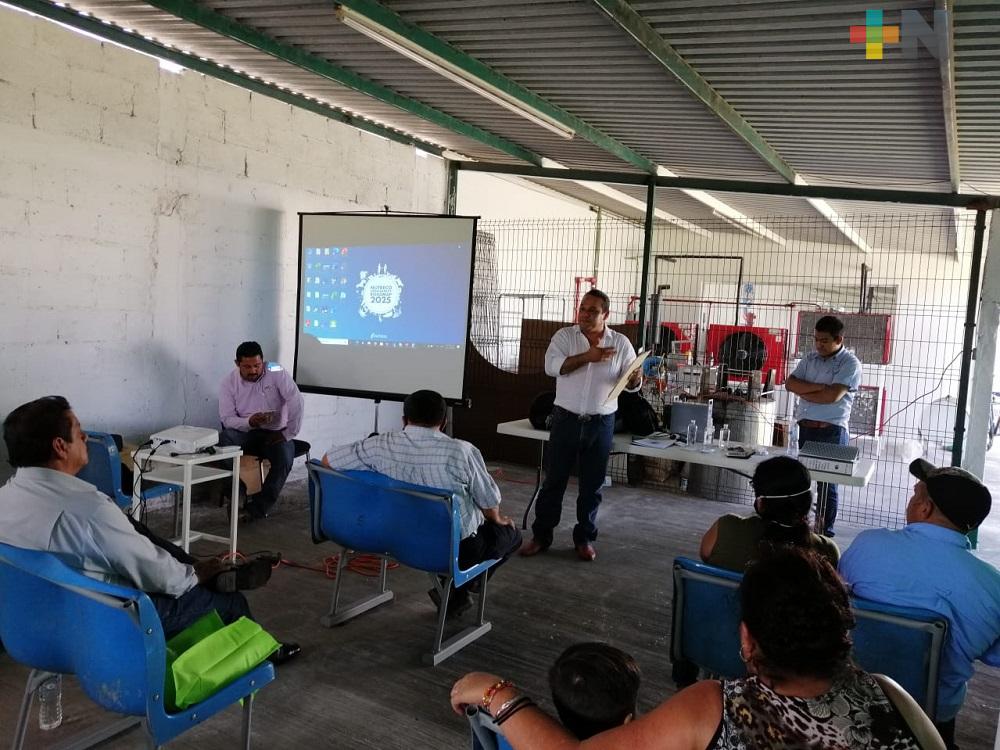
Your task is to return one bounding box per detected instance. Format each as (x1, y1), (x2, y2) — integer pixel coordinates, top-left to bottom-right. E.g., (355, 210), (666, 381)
(294, 213), (478, 403)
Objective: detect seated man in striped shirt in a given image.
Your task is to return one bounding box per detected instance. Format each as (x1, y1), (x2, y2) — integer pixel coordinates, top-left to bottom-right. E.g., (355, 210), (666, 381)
(322, 389), (522, 618)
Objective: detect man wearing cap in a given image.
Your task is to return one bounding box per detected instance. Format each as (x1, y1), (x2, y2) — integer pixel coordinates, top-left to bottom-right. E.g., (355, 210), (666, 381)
(839, 459), (1000, 747)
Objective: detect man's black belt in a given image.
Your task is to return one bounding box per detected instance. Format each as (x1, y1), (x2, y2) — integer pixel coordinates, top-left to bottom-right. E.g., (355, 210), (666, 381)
(554, 405), (600, 422)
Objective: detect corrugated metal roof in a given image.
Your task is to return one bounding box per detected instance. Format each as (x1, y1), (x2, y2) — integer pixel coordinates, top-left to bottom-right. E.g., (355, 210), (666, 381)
(19, 0), (1000, 215)
(953, 0), (1000, 194)
(630, 0), (953, 189)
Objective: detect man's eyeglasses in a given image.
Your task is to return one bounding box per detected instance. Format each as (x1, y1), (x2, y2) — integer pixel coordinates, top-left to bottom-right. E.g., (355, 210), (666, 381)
(578, 306), (604, 315)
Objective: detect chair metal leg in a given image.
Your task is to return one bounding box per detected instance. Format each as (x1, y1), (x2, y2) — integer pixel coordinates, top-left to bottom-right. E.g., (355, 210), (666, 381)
(320, 551), (393, 627)
(12, 669), (48, 750)
(474, 572), (489, 625)
(423, 574), (494, 666)
(241, 692), (255, 749)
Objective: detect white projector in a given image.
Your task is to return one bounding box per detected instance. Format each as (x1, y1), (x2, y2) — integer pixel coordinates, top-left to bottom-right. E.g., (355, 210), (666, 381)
(150, 426), (219, 454)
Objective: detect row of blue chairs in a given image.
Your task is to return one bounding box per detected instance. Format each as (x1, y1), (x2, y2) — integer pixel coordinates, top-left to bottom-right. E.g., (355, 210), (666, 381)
(0, 458), (948, 747)
(0, 460), (500, 747)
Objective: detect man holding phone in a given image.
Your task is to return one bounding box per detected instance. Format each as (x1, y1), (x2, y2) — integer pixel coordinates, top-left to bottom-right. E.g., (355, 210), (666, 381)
(219, 341), (305, 520)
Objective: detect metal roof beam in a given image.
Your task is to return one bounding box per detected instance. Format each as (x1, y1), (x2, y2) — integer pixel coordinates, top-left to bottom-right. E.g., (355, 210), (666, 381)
(591, 0), (796, 183)
(334, 0), (657, 173)
(137, 0), (544, 165)
(939, 0), (961, 192)
(455, 162), (1000, 210)
(2, 0), (449, 155)
(592, 0), (877, 253)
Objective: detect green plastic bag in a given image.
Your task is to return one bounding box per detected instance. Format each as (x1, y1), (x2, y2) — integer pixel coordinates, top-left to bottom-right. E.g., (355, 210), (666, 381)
(164, 611), (280, 711)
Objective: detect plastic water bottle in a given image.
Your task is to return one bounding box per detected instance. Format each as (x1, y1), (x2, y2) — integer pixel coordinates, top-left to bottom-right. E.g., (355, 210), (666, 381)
(38, 674), (63, 731)
(685, 419), (698, 449)
(700, 426), (715, 453)
(787, 422), (799, 458)
(719, 423), (731, 451)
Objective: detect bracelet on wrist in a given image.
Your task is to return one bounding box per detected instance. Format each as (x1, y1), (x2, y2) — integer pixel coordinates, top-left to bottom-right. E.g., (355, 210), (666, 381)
(494, 697), (536, 725)
(489, 693), (524, 720)
(482, 679), (513, 712)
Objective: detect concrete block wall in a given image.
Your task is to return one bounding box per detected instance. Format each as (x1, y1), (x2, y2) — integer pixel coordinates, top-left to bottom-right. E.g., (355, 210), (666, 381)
(0, 7), (447, 474)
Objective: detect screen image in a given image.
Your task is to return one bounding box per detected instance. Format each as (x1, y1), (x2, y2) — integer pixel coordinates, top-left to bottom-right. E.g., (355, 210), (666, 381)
(294, 213), (477, 403)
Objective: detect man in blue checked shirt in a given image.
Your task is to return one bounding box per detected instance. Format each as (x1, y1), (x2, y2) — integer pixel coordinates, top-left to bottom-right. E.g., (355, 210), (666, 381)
(784, 315), (862, 537)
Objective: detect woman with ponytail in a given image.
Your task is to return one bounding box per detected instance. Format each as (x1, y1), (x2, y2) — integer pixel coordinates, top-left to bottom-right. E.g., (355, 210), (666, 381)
(699, 456), (839, 571)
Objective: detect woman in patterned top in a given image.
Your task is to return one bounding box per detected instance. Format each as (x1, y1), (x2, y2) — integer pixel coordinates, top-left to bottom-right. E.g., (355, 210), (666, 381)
(450, 548), (944, 749)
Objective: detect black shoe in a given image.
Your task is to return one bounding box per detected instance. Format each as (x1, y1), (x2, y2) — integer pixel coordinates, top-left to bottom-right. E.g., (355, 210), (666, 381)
(213, 557), (274, 593)
(268, 642), (301, 666)
(427, 588), (473, 618)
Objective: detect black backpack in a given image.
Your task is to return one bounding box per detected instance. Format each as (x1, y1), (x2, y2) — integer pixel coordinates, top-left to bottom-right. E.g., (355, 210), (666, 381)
(529, 391), (557, 430)
(617, 391), (659, 436)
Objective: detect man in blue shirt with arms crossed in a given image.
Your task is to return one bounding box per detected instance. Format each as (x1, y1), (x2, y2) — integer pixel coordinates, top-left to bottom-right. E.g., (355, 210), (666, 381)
(839, 459), (999, 749)
(784, 315), (862, 536)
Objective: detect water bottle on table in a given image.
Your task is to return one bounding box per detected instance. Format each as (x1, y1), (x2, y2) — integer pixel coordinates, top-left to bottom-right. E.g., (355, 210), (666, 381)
(787, 422), (799, 457)
(719, 423), (731, 450)
(38, 674), (63, 730)
(700, 426), (715, 453)
(685, 420), (698, 450)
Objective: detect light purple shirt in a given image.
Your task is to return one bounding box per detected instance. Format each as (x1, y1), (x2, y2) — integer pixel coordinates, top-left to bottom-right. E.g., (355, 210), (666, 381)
(219, 363), (304, 440)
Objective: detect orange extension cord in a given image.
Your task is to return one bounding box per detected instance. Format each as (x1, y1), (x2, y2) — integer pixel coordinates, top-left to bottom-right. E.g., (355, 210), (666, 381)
(209, 469), (530, 578)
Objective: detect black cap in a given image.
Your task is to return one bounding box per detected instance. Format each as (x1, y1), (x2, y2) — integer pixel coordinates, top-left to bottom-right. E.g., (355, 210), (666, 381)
(909, 459), (992, 532)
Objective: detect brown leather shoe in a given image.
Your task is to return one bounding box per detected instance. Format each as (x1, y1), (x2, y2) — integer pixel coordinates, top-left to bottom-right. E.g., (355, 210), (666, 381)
(575, 543), (597, 562)
(519, 538), (548, 557)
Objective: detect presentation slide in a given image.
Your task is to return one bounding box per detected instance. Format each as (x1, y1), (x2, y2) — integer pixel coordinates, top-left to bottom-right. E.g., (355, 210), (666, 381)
(294, 213), (477, 402)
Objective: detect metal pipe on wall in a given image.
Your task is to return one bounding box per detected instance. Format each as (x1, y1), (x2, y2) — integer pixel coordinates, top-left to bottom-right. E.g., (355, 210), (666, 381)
(636, 180), (656, 349)
(952, 209), (988, 467)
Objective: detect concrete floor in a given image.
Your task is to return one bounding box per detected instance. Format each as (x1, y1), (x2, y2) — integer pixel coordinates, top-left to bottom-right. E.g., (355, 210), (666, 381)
(1, 460), (998, 749)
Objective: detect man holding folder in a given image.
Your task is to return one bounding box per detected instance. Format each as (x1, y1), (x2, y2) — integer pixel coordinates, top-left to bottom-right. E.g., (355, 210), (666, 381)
(521, 289), (643, 561)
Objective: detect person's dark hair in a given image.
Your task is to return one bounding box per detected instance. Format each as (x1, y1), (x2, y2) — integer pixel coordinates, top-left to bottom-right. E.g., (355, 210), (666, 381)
(815, 315), (845, 339)
(3, 395), (74, 468)
(403, 390), (447, 426)
(548, 642), (641, 739)
(752, 456), (813, 550)
(235, 341), (264, 360)
(582, 289), (611, 314)
(740, 548), (854, 682)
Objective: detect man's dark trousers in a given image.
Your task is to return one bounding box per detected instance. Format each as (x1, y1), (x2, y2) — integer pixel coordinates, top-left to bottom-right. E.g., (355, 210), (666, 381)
(220, 427), (295, 517)
(127, 516), (251, 638)
(798, 422), (849, 536)
(531, 406), (616, 547)
(451, 521), (523, 605)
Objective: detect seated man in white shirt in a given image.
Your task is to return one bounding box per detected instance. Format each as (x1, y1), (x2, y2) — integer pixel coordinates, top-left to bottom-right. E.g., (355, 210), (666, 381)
(0, 396), (298, 664)
(322, 389), (522, 618)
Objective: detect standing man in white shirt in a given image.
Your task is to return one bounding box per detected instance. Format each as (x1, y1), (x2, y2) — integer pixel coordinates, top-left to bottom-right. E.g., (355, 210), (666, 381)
(784, 315), (862, 537)
(520, 289), (642, 562)
(219, 341), (305, 521)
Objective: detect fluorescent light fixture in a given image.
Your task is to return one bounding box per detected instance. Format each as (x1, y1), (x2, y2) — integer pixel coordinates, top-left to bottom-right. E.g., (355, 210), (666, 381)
(337, 6), (575, 140)
(159, 59), (185, 74)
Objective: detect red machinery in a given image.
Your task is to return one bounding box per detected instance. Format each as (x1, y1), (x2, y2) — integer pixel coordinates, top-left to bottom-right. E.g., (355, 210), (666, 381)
(706, 324), (789, 384)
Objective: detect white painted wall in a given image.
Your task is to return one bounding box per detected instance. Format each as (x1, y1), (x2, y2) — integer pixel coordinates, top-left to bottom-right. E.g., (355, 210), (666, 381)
(0, 8), (448, 475)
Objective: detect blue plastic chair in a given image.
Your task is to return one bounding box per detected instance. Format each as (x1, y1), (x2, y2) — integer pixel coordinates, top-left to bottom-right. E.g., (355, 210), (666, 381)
(307, 461), (501, 665)
(0, 542), (275, 749)
(467, 707), (515, 750)
(75, 431), (178, 510)
(669, 556), (948, 718)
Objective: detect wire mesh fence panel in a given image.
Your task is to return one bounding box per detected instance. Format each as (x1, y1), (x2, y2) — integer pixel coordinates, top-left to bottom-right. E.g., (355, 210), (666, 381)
(465, 211), (984, 530)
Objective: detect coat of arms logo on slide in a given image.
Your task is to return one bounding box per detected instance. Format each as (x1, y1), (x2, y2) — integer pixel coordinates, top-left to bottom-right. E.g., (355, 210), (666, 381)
(356, 263), (404, 321)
